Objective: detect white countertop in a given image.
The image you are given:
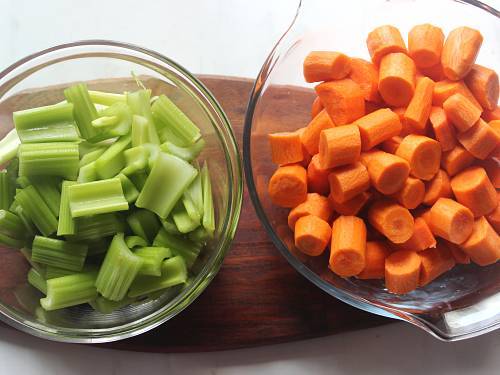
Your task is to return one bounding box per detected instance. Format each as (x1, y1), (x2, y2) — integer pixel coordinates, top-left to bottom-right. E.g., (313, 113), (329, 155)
(0, 0), (499, 373)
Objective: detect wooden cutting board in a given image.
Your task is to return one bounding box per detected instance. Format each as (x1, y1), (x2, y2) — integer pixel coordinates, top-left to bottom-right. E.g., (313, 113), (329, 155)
(95, 75), (391, 353)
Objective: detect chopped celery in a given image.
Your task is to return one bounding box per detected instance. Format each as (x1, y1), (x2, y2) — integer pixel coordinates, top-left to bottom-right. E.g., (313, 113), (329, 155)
(86, 238), (111, 256)
(188, 226), (211, 243)
(68, 178), (128, 217)
(45, 266), (74, 279)
(125, 235), (148, 249)
(40, 271), (98, 311)
(184, 171), (203, 217)
(0, 129), (20, 165)
(13, 102), (79, 143)
(201, 163), (215, 236)
(128, 256), (187, 298)
(13, 205), (36, 237)
(30, 177), (61, 218)
(28, 268), (47, 294)
(161, 138), (205, 162)
(172, 201), (200, 233)
(69, 213), (124, 241)
(16, 175), (31, 188)
(128, 171), (148, 190)
(57, 181), (76, 236)
(117, 173), (139, 203)
(64, 83), (99, 140)
(153, 228), (202, 268)
(142, 143), (161, 170)
(88, 90), (126, 106)
(160, 216), (182, 235)
(95, 233), (143, 301)
(91, 102), (132, 140)
(77, 161), (97, 183)
(182, 195), (201, 223)
(135, 247), (172, 276)
(152, 95), (201, 146)
(136, 153), (197, 218)
(31, 236), (87, 271)
(79, 147), (105, 167)
(90, 295), (132, 314)
(121, 145), (149, 176)
(20, 248), (46, 276)
(126, 209), (160, 243)
(0, 170), (14, 210)
(0, 209), (26, 248)
(15, 185), (58, 236)
(131, 115), (159, 146)
(18, 142), (79, 180)
(94, 134), (131, 179)
(127, 90), (155, 129)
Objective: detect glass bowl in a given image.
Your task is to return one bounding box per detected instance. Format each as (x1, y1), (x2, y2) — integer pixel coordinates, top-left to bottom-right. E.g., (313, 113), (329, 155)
(244, 0), (499, 341)
(0, 41), (242, 343)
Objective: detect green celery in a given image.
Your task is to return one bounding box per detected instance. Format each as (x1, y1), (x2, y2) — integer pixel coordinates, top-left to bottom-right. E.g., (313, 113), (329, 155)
(15, 185), (58, 236)
(184, 171), (203, 217)
(77, 161), (97, 183)
(79, 147), (105, 167)
(125, 235), (148, 249)
(91, 102), (132, 140)
(121, 145), (148, 176)
(117, 173), (139, 203)
(57, 181), (76, 236)
(20, 248), (46, 276)
(94, 134), (131, 179)
(0, 170), (14, 210)
(95, 233), (143, 301)
(128, 256), (187, 298)
(31, 235), (88, 271)
(126, 209), (160, 242)
(68, 178), (128, 217)
(86, 238), (111, 256)
(69, 213), (124, 241)
(188, 226), (211, 243)
(202, 163), (215, 236)
(182, 194), (201, 223)
(129, 171), (148, 190)
(131, 115), (159, 146)
(64, 83), (99, 140)
(89, 295), (132, 314)
(0, 209), (26, 248)
(30, 177), (61, 217)
(127, 90), (155, 129)
(172, 201), (200, 233)
(88, 90), (126, 106)
(160, 216), (182, 235)
(13, 205), (36, 237)
(18, 142), (79, 180)
(40, 271), (98, 311)
(135, 247), (172, 276)
(153, 228), (202, 268)
(0, 129), (20, 165)
(13, 102), (79, 143)
(16, 176), (31, 188)
(45, 266), (74, 279)
(136, 153), (197, 218)
(28, 268), (47, 294)
(161, 138), (205, 162)
(142, 143), (161, 170)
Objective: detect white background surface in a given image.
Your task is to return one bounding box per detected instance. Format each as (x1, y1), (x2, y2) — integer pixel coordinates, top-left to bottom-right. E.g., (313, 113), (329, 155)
(0, 0), (499, 374)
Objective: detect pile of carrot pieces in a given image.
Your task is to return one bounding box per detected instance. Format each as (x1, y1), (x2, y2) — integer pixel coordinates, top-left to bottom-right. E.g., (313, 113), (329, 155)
(267, 24), (500, 295)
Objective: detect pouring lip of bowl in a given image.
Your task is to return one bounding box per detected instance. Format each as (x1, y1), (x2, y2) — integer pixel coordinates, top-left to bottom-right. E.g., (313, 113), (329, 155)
(0, 40), (244, 343)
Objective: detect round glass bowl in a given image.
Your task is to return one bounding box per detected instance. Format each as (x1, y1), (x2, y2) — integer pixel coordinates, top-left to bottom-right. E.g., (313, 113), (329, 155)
(244, 0), (499, 340)
(0, 41), (242, 343)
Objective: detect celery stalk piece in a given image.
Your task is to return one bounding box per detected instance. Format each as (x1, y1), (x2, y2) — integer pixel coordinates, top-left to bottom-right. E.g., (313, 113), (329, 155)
(64, 83), (99, 140)
(90, 295), (132, 314)
(129, 171), (148, 190)
(15, 185), (58, 236)
(126, 209), (160, 243)
(79, 147), (105, 167)
(143, 143), (161, 171)
(128, 256), (187, 298)
(117, 173), (139, 203)
(30, 177), (61, 218)
(77, 161), (97, 183)
(68, 178), (128, 218)
(127, 90), (157, 131)
(0, 209), (26, 247)
(121, 145), (149, 176)
(88, 90), (126, 106)
(16, 176), (31, 188)
(160, 138), (205, 162)
(160, 216), (182, 235)
(40, 271), (98, 311)
(153, 228), (202, 268)
(85, 238), (111, 256)
(0, 129), (21, 165)
(45, 266), (74, 279)
(94, 135), (131, 179)
(182, 195), (201, 223)
(31, 235), (88, 271)
(57, 181), (76, 236)
(13, 102), (80, 143)
(172, 201), (200, 234)
(125, 235), (148, 249)
(135, 247), (172, 276)
(201, 163), (215, 236)
(131, 115), (159, 147)
(184, 171), (203, 217)
(152, 95), (201, 146)
(18, 142), (79, 180)
(20, 248), (46, 276)
(91, 102), (132, 141)
(188, 226), (211, 244)
(69, 213), (124, 241)
(95, 233), (143, 301)
(136, 153), (198, 218)
(0, 170), (14, 210)
(28, 268), (47, 294)
(13, 205), (36, 237)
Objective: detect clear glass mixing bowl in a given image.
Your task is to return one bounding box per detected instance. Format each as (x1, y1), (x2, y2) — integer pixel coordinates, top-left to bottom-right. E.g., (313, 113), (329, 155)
(244, 0), (500, 340)
(0, 41), (242, 343)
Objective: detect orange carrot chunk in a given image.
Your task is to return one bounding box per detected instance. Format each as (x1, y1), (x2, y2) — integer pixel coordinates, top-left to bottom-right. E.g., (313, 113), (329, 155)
(360, 150), (410, 194)
(329, 190), (371, 216)
(330, 215), (367, 277)
(443, 93), (482, 132)
(390, 177), (425, 209)
(429, 198), (474, 244)
(381, 136), (403, 154)
(378, 53), (416, 107)
(479, 158), (500, 189)
(385, 250), (421, 294)
(418, 243), (455, 286)
(423, 169), (452, 206)
(456, 119), (500, 160)
(268, 164), (308, 208)
(450, 166), (497, 217)
(296, 127), (313, 168)
(303, 51), (352, 83)
(441, 145), (474, 176)
(357, 241), (391, 279)
(268, 132), (304, 165)
(396, 135), (441, 180)
(460, 216), (500, 266)
(307, 154), (331, 195)
(419, 63), (445, 82)
(355, 108), (402, 151)
(404, 77), (435, 133)
(432, 80), (482, 110)
(311, 97), (324, 119)
(464, 64), (499, 111)
(328, 162), (370, 203)
(441, 27), (483, 81)
(408, 24), (444, 68)
(486, 192), (500, 233)
(368, 200), (414, 244)
(429, 106), (457, 152)
(366, 25), (407, 66)
(294, 215), (332, 256)
(318, 125), (361, 169)
(348, 58), (381, 102)
(418, 208), (433, 228)
(288, 193), (333, 230)
(394, 217), (436, 252)
(301, 109), (335, 155)
(315, 79), (365, 125)
(446, 241), (471, 264)
(483, 106), (500, 122)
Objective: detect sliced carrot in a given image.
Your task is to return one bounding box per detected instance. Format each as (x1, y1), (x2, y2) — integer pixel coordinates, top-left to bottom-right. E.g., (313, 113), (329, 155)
(315, 79), (365, 125)
(294, 215), (332, 256)
(385, 250), (421, 294)
(443, 93), (482, 132)
(450, 166), (497, 217)
(445, 241), (471, 264)
(360, 150), (410, 194)
(288, 193), (333, 230)
(296, 127), (313, 168)
(381, 136), (403, 154)
(368, 200), (414, 244)
(392, 107), (406, 122)
(432, 80), (482, 110)
(422, 169), (452, 206)
(441, 145), (475, 176)
(460, 216), (500, 266)
(357, 241), (391, 279)
(394, 217), (436, 252)
(329, 190), (371, 216)
(354, 108), (402, 151)
(319, 125), (361, 169)
(483, 106), (500, 122)
(464, 64), (499, 111)
(456, 119), (500, 160)
(303, 51), (352, 83)
(378, 53), (416, 107)
(429, 106), (457, 152)
(268, 164), (308, 208)
(408, 24), (444, 68)
(418, 243), (455, 286)
(328, 162), (370, 203)
(311, 97), (324, 119)
(366, 25), (407, 66)
(429, 197), (474, 244)
(301, 109), (335, 155)
(418, 208), (433, 228)
(441, 27), (483, 81)
(419, 63), (446, 82)
(268, 131), (304, 165)
(390, 177), (425, 209)
(329, 215), (367, 277)
(479, 158), (500, 189)
(486, 192), (500, 233)
(403, 77), (435, 133)
(395, 134), (441, 180)
(307, 154), (331, 195)
(349, 58), (381, 102)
